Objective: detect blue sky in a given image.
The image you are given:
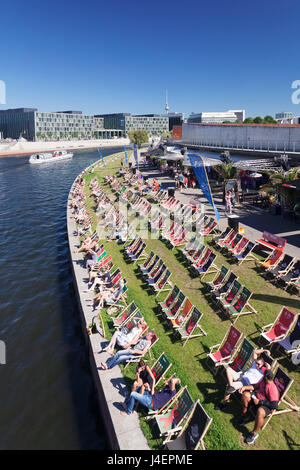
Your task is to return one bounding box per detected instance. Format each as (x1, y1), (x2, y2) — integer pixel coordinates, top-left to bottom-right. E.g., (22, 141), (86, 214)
(1, 0), (299, 118)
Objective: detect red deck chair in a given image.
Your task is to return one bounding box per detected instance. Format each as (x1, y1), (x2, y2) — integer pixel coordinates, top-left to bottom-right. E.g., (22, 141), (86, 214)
(206, 325), (243, 375)
(260, 307), (296, 345)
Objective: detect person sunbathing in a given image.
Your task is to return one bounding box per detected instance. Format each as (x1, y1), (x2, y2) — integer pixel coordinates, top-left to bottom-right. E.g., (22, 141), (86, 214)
(121, 376), (180, 416)
(86, 281), (125, 310)
(101, 319), (146, 355)
(87, 267), (112, 289)
(124, 359), (156, 412)
(214, 349), (271, 411)
(100, 331), (154, 370)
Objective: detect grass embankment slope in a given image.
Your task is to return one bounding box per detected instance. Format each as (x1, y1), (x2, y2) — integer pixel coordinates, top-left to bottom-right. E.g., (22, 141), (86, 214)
(81, 152), (300, 450)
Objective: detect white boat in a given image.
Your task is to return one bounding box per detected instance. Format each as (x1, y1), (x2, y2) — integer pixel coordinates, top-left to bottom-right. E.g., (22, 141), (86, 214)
(29, 150), (73, 164)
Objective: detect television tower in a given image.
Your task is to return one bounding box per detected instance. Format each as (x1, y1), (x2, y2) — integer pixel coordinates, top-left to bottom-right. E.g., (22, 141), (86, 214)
(165, 89), (169, 115)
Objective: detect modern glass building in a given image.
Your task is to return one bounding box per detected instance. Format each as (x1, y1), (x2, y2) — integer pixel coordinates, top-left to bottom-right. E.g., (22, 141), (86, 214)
(95, 113), (169, 136)
(0, 108), (37, 140)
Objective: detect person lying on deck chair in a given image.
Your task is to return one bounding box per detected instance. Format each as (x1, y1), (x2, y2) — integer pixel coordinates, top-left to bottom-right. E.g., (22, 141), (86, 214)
(239, 369), (280, 444)
(86, 267), (112, 291)
(100, 331), (154, 370)
(100, 319), (146, 354)
(215, 349), (271, 411)
(86, 280), (125, 311)
(120, 376), (181, 416)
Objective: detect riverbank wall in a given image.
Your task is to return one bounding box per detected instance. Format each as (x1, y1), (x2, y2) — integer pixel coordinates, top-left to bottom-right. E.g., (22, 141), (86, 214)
(66, 156), (149, 450)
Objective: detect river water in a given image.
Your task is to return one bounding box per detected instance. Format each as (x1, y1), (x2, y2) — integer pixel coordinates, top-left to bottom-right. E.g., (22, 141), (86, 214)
(0, 147), (122, 450)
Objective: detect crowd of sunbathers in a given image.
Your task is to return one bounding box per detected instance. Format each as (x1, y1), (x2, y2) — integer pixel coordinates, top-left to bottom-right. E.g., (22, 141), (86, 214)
(69, 165), (295, 447)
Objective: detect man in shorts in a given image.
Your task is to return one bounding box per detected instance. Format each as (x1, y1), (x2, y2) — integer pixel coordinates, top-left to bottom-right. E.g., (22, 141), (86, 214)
(215, 348), (271, 411)
(239, 369), (280, 444)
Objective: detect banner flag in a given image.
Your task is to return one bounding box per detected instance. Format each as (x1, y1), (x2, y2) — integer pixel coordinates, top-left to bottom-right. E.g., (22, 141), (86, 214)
(124, 145), (128, 164)
(98, 149), (106, 167)
(188, 153), (220, 221)
(133, 144), (138, 165)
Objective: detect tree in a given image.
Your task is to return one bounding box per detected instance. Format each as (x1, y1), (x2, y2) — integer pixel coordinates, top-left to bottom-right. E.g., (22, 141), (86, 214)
(128, 129), (148, 148)
(264, 115), (278, 124)
(253, 116), (263, 124)
(215, 162), (237, 180)
(161, 131), (171, 137)
(259, 168), (300, 206)
(243, 118), (254, 123)
(222, 120), (232, 124)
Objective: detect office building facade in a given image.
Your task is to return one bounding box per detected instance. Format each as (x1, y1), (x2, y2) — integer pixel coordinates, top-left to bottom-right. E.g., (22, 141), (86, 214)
(95, 113), (169, 136)
(188, 110), (245, 124)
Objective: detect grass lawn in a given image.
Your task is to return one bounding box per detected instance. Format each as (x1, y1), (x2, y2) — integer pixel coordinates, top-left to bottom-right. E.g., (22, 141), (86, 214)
(81, 152), (300, 450)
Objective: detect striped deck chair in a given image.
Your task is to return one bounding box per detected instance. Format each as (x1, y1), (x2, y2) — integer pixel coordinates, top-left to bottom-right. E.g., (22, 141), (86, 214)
(233, 241), (257, 265)
(205, 265), (229, 292)
(219, 280), (242, 311)
(225, 286), (257, 323)
(120, 310), (148, 336)
(263, 254), (295, 280)
(277, 315), (300, 358)
(123, 329), (159, 368)
(151, 387), (194, 443)
(124, 235), (138, 252)
(165, 400), (213, 450)
(180, 236), (197, 257)
(186, 243), (205, 264)
(147, 264), (166, 287)
(206, 325), (243, 375)
(261, 367), (300, 430)
(176, 308), (206, 347)
(169, 227), (187, 249)
(228, 236), (249, 257)
(193, 252), (218, 279)
(163, 292), (186, 321)
(140, 255), (160, 277)
(200, 220), (218, 236)
(158, 285), (180, 314)
(128, 242), (147, 263)
(221, 337), (255, 372)
(146, 259), (164, 281)
(211, 227), (232, 247)
(222, 233), (242, 254)
(191, 247), (211, 270)
(170, 298), (193, 329)
(217, 229), (237, 249)
(152, 269), (172, 297)
(276, 260), (300, 290)
(112, 301), (138, 328)
(151, 353), (172, 387)
(138, 251), (154, 272)
(260, 307), (296, 346)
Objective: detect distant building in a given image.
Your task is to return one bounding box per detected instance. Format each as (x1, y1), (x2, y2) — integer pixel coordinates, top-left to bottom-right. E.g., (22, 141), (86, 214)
(162, 112), (184, 131)
(0, 108), (122, 141)
(188, 109), (245, 124)
(95, 113), (169, 136)
(275, 112), (293, 124)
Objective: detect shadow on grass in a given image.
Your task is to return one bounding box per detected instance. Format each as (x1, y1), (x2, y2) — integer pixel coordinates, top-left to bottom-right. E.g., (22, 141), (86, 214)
(282, 430), (300, 450)
(252, 293), (300, 310)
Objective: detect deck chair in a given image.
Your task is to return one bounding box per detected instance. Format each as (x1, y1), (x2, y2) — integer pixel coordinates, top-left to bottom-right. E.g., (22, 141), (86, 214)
(176, 307), (206, 347)
(260, 307), (296, 346)
(163, 292), (186, 321)
(277, 315), (300, 358)
(218, 280), (242, 311)
(145, 259), (164, 281)
(228, 236), (249, 258)
(123, 329), (159, 369)
(211, 227), (232, 247)
(170, 298), (193, 329)
(186, 243), (205, 264)
(277, 260), (300, 290)
(193, 252), (218, 279)
(158, 284), (180, 314)
(151, 386), (194, 444)
(225, 286), (257, 323)
(138, 251), (154, 272)
(217, 229), (237, 249)
(105, 284), (128, 309)
(263, 254), (294, 280)
(261, 367), (300, 430)
(258, 249), (283, 271)
(152, 269), (172, 297)
(206, 325), (243, 375)
(112, 301), (138, 328)
(120, 310), (148, 336)
(221, 337), (255, 372)
(210, 272), (238, 303)
(222, 233), (242, 254)
(151, 353), (172, 387)
(147, 264), (166, 288)
(128, 242), (147, 263)
(233, 241), (257, 265)
(140, 254), (159, 277)
(165, 400), (213, 450)
(205, 265), (229, 292)
(191, 247), (211, 270)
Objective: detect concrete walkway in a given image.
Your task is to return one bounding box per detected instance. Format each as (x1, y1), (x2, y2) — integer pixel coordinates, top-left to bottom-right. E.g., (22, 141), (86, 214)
(67, 158), (149, 450)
